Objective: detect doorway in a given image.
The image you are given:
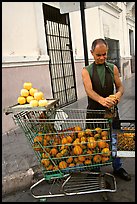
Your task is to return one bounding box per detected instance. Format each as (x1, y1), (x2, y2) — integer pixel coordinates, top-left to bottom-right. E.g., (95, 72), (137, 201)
(43, 4), (77, 108)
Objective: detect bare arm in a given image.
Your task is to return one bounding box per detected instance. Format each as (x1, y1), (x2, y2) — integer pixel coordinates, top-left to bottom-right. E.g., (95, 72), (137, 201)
(113, 65), (124, 102)
(82, 68), (115, 108)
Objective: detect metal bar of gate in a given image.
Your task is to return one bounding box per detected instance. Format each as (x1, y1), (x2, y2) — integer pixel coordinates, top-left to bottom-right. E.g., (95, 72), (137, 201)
(80, 2), (89, 66)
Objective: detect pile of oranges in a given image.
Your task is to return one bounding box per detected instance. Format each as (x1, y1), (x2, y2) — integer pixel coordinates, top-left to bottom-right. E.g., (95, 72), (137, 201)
(33, 126), (112, 172)
(17, 82), (48, 107)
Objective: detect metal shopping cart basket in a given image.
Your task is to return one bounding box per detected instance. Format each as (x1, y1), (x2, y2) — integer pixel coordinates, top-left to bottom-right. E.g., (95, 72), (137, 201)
(4, 103), (120, 202)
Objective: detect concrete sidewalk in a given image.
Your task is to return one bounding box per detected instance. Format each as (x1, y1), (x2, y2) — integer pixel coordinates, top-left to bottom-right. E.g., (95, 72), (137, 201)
(2, 74), (135, 196)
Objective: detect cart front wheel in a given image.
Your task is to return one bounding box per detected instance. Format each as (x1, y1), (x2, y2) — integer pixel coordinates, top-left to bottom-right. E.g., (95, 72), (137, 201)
(39, 198), (47, 202)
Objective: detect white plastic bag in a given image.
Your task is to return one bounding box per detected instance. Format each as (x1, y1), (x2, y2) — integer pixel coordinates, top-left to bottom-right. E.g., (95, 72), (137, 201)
(54, 109), (68, 131)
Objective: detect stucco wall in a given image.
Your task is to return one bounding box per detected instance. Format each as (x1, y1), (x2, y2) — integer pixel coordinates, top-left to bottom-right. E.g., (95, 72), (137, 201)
(2, 64), (52, 133)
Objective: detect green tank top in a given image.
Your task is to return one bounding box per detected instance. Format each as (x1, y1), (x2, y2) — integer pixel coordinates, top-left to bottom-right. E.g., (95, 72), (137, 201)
(86, 62), (114, 87)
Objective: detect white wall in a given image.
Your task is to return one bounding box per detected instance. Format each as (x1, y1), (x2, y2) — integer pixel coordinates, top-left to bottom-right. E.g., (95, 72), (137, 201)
(2, 2), (135, 68)
(2, 2), (39, 56)
(2, 2), (49, 67)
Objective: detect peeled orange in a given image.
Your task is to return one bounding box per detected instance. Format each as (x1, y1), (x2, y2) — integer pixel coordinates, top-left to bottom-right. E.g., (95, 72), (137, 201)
(17, 96), (26, 105)
(23, 82), (32, 90)
(30, 99), (39, 107)
(20, 89), (29, 97)
(34, 91), (44, 101)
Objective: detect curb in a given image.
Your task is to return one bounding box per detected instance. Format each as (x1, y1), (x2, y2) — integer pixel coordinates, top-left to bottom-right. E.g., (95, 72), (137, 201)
(2, 168), (35, 196)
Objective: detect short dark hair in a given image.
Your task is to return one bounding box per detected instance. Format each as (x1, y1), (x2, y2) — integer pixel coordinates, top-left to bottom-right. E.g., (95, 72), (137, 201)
(91, 38), (108, 51)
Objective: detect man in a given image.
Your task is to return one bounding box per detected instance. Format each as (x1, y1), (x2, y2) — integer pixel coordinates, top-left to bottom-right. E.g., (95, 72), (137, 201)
(82, 38), (131, 181)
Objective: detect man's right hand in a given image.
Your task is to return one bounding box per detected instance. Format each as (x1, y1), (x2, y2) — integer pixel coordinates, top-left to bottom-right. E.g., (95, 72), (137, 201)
(99, 96), (116, 108)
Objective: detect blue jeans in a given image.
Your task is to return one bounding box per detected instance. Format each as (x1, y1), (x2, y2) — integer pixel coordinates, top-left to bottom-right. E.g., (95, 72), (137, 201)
(112, 157), (122, 170)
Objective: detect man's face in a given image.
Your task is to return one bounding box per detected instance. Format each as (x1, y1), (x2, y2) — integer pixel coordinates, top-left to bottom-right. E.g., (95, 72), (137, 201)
(91, 43), (108, 64)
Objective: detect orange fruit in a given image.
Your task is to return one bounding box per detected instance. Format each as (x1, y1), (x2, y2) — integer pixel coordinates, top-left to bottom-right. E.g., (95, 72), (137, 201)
(62, 137), (68, 144)
(95, 127), (102, 134)
(74, 157), (78, 163)
(101, 148), (111, 157)
(38, 99), (48, 107)
(102, 156), (110, 163)
(56, 153), (63, 158)
(78, 155), (85, 162)
(94, 133), (101, 140)
(34, 135), (43, 143)
(73, 138), (80, 146)
(30, 99), (39, 107)
(29, 88), (38, 96)
(69, 163), (75, 167)
(41, 152), (50, 159)
(73, 145), (83, 155)
(20, 88), (29, 97)
(85, 129), (93, 136)
(34, 91), (44, 101)
(23, 82), (32, 90)
(46, 164), (53, 171)
(66, 157), (73, 164)
(59, 161), (67, 169)
(50, 148), (58, 156)
(101, 131), (108, 137)
(84, 159), (92, 165)
(74, 126), (82, 131)
(93, 154), (102, 163)
(41, 159), (50, 167)
(26, 95), (34, 103)
(66, 135), (73, 143)
(97, 140), (107, 149)
(87, 137), (97, 149)
(86, 149), (93, 159)
(17, 96), (26, 105)
(78, 131), (85, 138)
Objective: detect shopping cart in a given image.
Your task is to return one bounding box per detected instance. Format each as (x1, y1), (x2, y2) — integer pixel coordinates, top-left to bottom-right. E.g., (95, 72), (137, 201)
(4, 101), (121, 202)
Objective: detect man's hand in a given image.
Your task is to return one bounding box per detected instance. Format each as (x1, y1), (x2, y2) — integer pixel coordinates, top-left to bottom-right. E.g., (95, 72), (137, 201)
(99, 95), (118, 108)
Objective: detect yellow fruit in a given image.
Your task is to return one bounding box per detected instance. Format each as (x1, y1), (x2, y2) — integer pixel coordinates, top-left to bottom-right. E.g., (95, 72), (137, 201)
(17, 96), (26, 105)
(74, 126), (82, 131)
(38, 99), (48, 107)
(20, 89), (29, 97)
(87, 137), (97, 149)
(95, 127), (102, 134)
(29, 88), (38, 96)
(26, 95), (34, 103)
(85, 129), (93, 136)
(34, 91), (44, 101)
(23, 82), (32, 90)
(109, 94), (116, 99)
(30, 99), (39, 107)
(101, 148), (111, 157)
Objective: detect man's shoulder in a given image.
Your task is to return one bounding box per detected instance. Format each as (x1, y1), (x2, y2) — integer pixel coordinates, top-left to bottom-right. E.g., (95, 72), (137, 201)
(106, 61), (114, 69)
(84, 63), (94, 77)
(85, 63), (94, 71)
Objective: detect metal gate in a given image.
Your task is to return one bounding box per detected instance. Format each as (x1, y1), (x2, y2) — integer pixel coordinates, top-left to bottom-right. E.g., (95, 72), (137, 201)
(43, 4), (77, 107)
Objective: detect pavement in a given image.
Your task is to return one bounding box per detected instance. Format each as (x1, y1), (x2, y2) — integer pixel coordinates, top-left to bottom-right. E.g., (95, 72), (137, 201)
(2, 73), (135, 202)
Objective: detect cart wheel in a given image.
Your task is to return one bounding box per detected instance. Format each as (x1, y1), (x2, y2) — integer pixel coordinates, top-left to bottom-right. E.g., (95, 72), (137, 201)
(39, 198), (47, 202)
(102, 192), (109, 201)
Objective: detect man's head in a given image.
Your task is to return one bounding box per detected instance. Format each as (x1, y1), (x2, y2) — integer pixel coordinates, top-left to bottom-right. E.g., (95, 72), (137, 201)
(91, 38), (108, 64)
